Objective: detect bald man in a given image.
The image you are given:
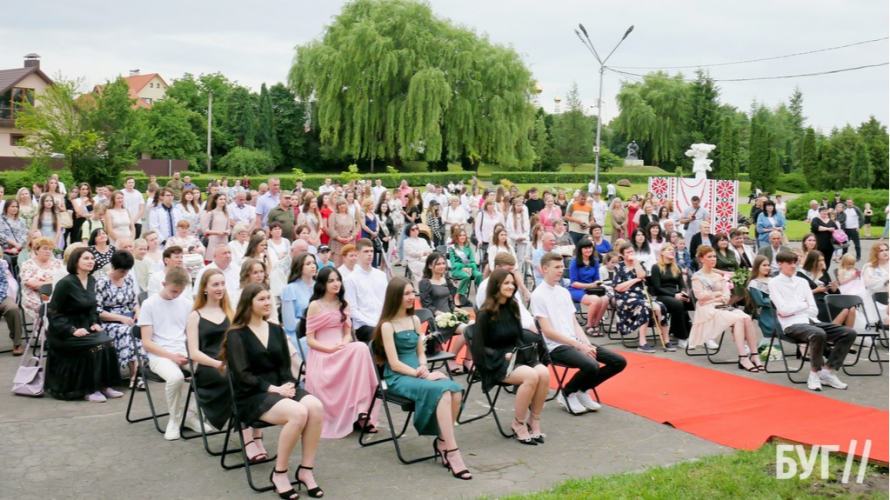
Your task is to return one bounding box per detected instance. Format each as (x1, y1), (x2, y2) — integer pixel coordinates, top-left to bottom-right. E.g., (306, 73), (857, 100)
(194, 245), (240, 297)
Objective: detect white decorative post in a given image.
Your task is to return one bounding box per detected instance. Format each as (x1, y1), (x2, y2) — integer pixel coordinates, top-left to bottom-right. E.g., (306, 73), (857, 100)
(686, 143), (716, 180)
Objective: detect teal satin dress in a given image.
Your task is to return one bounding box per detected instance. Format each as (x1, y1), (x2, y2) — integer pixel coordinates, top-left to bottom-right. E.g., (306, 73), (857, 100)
(384, 329), (462, 436)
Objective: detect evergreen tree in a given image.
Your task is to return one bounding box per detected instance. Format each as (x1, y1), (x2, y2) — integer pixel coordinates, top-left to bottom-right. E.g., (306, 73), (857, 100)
(227, 87), (257, 149)
(256, 83), (278, 160)
(857, 116), (889, 189)
(714, 116), (733, 178)
(726, 121), (740, 180)
(765, 145), (780, 193)
(800, 127), (817, 188)
(850, 140), (873, 188)
(552, 82), (594, 171)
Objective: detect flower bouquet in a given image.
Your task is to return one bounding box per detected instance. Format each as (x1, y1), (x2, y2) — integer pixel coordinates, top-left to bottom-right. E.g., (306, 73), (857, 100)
(435, 309), (470, 329)
(730, 267), (750, 290)
(757, 342), (784, 362)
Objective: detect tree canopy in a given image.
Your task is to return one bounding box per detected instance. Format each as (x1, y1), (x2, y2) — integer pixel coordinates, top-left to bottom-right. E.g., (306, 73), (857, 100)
(288, 0), (536, 170)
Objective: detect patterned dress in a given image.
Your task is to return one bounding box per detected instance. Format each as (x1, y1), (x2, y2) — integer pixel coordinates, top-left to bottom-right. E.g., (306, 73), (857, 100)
(613, 261), (665, 337)
(20, 257), (63, 321)
(90, 245), (116, 274)
(328, 213), (356, 267)
(96, 273), (142, 370)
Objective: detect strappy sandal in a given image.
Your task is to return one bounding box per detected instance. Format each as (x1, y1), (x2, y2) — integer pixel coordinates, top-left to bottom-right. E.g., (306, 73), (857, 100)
(510, 417), (537, 446)
(749, 354), (766, 371)
(295, 465), (323, 498)
(442, 448), (473, 480)
(244, 439), (268, 462)
(737, 356), (758, 373)
(269, 469), (299, 500)
(353, 413), (378, 434)
(527, 412), (546, 444)
(432, 437), (447, 467)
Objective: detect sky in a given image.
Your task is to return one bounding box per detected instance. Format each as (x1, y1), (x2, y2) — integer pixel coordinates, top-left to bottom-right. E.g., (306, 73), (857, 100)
(2, 0), (887, 132)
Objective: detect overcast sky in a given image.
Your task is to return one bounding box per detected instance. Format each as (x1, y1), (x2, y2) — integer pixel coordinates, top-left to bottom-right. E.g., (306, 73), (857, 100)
(2, 0), (887, 132)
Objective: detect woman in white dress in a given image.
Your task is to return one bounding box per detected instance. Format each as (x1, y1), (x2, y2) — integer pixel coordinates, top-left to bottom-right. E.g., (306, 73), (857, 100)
(443, 196), (467, 244)
(105, 190), (134, 245)
(487, 226), (531, 301)
(505, 197), (530, 263)
(403, 223), (431, 286)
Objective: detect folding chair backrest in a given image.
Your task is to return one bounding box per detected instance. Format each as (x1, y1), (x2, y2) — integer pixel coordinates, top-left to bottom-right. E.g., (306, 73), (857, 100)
(436, 245), (447, 255)
(824, 294), (865, 323)
(38, 283), (53, 298)
(415, 308), (435, 334)
(365, 341), (386, 385)
(137, 291), (149, 306)
(874, 292), (888, 307)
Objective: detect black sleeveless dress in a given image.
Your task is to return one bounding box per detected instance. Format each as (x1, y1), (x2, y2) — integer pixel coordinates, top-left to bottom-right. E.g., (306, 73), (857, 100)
(193, 312), (232, 430)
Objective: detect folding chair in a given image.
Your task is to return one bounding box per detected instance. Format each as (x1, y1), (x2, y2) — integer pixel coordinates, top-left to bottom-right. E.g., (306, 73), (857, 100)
(824, 295), (883, 376)
(455, 325), (513, 436)
(547, 362), (601, 416)
(125, 325), (170, 433)
(219, 370), (292, 493)
(137, 291), (148, 306)
(762, 312), (809, 384)
(683, 330), (733, 364)
(873, 292), (889, 349)
(415, 308), (457, 378)
(358, 341), (438, 465)
(182, 344), (238, 456)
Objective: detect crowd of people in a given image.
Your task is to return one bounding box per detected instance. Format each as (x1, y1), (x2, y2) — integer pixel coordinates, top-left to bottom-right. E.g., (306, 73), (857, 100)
(4, 173), (887, 497)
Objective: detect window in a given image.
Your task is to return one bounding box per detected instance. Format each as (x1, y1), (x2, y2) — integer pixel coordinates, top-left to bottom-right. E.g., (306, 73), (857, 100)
(149, 83), (154, 88)
(143, 97), (152, 105)
(10, 134), (25, 146)
(0, 87), (34, 120)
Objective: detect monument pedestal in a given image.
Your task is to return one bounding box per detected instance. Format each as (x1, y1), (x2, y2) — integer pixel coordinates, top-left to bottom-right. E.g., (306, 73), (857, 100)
(624, 159), (644, 167)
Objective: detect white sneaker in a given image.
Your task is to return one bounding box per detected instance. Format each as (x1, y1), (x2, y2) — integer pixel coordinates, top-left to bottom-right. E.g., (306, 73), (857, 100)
(818, 370), (848, 390)
(164, 421), (181, 441)
(705, 340), (720, 350)
(182, 412), (204, 433)
(556, 392), (588, 414)
(574, 391), (602, 411)
(677, 339), (689, 350)
(806, 371), (822, 392)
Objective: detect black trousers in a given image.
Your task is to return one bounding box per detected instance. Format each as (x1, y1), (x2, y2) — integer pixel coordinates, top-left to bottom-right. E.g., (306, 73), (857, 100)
(549, 344), (626, 394)
(356, 325), (375, 343)
(843, 228), (861, 260)
(656, 295), (693, 340)
(135, 223), (143, 239)
(782, 321), (856, 371)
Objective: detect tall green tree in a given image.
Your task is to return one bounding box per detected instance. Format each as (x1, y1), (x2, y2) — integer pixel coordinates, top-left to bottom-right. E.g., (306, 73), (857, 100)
(682, 70), (720, 146)
(765, 145), (780, 193)
(90, 77), (142, 183)
(714, 115), (739, 179)
(529, 114), (559, 172)
(817, 126), (859, 189)
(552, 83), (593, 171)
(289, 0), (535, 169)
(857, 116), (889, 189)
(849, 139), (873, 188)
(787, 87), (805, 169)
(146, 99), (202, 166)
(227, 86), (257, 149)
(256, 83), (278, 159)
(748, 116), (772, 191)
(800, 127), (817, 188)
(268, 83), (322, 171)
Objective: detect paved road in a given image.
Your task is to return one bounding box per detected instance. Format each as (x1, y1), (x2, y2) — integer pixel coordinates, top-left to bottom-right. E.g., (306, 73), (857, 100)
(0, 239), (885, 500)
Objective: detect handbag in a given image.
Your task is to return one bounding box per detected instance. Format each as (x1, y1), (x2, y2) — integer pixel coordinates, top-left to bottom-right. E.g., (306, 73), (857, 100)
(58, 210), (73, 229)
(11, 332), (46, 397)
(505, 343), (540, 374)
(832, 229), (848, 245)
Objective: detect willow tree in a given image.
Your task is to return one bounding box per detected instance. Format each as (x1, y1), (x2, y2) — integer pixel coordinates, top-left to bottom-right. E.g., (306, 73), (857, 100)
(288, 0), (536, 170)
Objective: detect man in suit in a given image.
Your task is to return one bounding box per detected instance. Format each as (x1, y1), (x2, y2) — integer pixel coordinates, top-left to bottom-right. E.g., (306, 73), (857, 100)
(689, 220), (718, 269)
(757, 231), (790, 274)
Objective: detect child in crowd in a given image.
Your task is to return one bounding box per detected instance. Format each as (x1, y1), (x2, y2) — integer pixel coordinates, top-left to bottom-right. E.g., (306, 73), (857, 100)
(675, 236), (693, 276)
(316, 245), (336, 269)
(138, 266), (204, 441)
(598, 251), (620, 283)
(863, 203), (873, 237)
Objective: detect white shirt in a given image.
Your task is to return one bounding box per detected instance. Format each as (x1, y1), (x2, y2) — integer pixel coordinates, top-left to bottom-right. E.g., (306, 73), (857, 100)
(228, 203), (256, 227)
(590, 199), (608, 226)
(372, 185), (388, 203)
(475, 277), (534, 329)
(138, 292), (193, 361)
(318, 185), (334, 195)
(228, 239), (249, 268)
(768, 272), (819, 331)
(806, 208), (820, 221)
(123, 189), (145, 221)
(194, 261), (241, 298)
(844, 207), (859, 229)
(776, 202), (787, 216)
(343, 265), (387, 330)
(338, 264), (354, 280)
(530, 280), (579, 352)
(606, 184), (616, 196)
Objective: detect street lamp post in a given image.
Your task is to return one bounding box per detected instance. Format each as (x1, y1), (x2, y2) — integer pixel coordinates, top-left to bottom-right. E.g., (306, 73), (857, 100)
(575, 24), (634, 192)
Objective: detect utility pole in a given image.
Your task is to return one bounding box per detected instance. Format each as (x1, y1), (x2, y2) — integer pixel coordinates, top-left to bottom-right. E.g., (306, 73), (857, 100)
(206, 91), (213, 173)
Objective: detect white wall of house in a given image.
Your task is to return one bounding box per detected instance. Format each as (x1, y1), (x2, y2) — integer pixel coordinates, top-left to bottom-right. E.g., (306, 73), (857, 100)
(0, 72), (51, 157)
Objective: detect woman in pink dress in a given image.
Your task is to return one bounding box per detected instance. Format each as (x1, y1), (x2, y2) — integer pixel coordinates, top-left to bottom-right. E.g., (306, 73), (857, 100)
(538, 193), (562, 233)
(302, 266), (379, 438)
(200, 193), (231, 262)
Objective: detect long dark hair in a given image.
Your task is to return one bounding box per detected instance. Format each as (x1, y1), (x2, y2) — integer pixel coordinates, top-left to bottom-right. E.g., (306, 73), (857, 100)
(298, 266), (347, 339)
(645, 221), (664, 244)
(422, 252), (446, 279)
(630, 228), (650, 254)
(481, 268), (520, 319)
(371, 277), (415, 364)
(572, 237), (599, 268)
(218, 282), (269, 372)
(245, 234), (266, 259)
(287, 252), (316, 284)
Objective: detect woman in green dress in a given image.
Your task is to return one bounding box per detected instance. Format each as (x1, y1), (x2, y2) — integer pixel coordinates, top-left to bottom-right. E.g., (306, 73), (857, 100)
(448, 228), (482, 306)
(371, 277), (471, 480)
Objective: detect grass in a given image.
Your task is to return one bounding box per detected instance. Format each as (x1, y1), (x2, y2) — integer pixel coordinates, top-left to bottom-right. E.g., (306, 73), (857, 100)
(485, 444), (888, 500)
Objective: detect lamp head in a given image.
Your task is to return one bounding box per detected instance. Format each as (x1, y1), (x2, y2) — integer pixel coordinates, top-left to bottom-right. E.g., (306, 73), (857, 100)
(623, 25), (635, 39)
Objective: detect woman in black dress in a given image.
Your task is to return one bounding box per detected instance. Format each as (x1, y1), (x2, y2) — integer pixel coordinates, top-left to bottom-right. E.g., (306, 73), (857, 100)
(418, 253), (470, 374)
(46, 247), (122, 402)
(472, 269), (550, 445)
(648, 243), (693, 347)
(797, 251), (856, 326)
(810, 206), (836, 270)
(220, 283), (324, 499)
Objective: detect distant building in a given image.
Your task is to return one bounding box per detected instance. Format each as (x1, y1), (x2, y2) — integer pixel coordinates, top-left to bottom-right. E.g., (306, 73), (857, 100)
(0, 53), (53, 160)
(92, 70), (169, 109)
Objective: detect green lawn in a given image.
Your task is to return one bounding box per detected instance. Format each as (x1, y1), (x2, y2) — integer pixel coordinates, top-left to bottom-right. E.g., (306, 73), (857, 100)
(486, 444), (887, 500)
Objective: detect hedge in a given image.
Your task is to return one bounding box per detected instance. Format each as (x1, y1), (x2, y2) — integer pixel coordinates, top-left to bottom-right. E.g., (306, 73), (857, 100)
(785, 189), (888, 227)
(488, 171), (750, 186)
(776, 172), (809, 193)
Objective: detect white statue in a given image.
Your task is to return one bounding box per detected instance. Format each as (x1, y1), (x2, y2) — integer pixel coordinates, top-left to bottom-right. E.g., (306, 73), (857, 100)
(686, 143), (716, 180)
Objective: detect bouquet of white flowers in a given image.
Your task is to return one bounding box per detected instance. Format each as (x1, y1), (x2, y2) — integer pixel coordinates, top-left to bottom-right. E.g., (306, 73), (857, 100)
(758, 343), (784, 362)
(435, 309), (471, 329)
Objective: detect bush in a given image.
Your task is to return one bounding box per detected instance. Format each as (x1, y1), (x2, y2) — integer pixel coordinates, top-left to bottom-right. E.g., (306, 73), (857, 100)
(218, 147), (276, 177)
(776, 172), (809, 193)
(785, 189), (888, 227)
(488, 172), (655, 185)
(617, 179), (632, 187)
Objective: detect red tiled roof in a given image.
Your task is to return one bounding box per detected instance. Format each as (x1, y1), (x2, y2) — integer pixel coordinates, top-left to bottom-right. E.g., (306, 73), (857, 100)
(122, 73), (168, 93)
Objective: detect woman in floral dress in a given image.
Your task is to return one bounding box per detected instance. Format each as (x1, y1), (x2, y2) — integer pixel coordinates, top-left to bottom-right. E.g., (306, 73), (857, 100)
(96, 251), (143, 386)
(613, 242), (673, 353)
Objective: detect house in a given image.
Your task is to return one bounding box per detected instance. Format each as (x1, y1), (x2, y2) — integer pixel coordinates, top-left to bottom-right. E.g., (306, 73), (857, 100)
(92, 70), (169, 109)
(0, 54), (53, 162)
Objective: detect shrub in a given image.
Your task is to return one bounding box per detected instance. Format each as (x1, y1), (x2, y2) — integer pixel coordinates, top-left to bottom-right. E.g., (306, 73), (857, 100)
(776, 172), (809, 193)
(617, 179), (632, 187)
(218, 147), (276, 177)
(785, 189), (888, 227)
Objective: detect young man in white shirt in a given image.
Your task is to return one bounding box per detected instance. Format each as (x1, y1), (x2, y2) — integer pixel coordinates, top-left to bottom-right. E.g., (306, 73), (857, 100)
(589, 189), (608, 227)
(122, 177), (146, 238)
(147, 246), (193, 299)
(768, 251), (856, 391)
(372, 179), (388, 204)
(531, 252), (626, 413)
(606, 183), (616, 204)
(318, 178), (335, 195)
(139, 266), (204, 440)
(343, 239), (388, 342)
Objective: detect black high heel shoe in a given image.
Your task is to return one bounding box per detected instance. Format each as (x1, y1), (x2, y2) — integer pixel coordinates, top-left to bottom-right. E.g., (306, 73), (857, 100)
(433, 437), (448, 468)
(269, 469), (299, 500)
(441, 448), (473, 480)
(295, 465), (323, 498)
(737, 356), (758, 372)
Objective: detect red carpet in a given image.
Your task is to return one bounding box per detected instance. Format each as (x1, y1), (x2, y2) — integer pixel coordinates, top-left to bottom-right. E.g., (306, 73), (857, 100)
(555, 352), (889, 465)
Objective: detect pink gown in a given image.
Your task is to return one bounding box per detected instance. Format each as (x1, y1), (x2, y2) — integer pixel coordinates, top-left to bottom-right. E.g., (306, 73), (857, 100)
(304, 308), (379, 438)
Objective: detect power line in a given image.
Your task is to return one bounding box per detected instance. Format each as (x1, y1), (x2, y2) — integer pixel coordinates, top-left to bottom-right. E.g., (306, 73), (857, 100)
(611, 36), (889, 70)
(608, 62), (889, 83)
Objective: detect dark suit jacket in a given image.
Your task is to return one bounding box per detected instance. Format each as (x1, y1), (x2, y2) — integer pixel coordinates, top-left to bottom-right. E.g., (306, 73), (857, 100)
(756, 244), (791, 263)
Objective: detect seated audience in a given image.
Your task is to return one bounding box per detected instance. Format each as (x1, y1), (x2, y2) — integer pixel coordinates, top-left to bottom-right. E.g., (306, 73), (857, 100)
(532, 252), (626, 414)
(613, 243), (673, 353)
(45, 247), (121, 401)
(649, 243), (693, 348)
(797, 250), (853, 325)
(403, 223), (432, 285)
(337, 244), (357, 279)
(194, 245), (240, 298)
(747, 255), (776, 341)
(220, 283), (325, 498)
(88, 228), (116, 275)
(96, 251), (142, 387)
(419, 253), (472, 374)
(20, 236), (63, 322)
(476, 253), (538, 333)
(473, 268), (550, 445)
(568, 238), (608, 336)
(344, 239), (389, 342)
(757, 230), (791, 274)
(235, 258), (279, 325)
(371, 277), (470, 480)
(281, 252), (317, 349)
(302, 266), (379, 438)
(0, 256), (23, 356)
(769, 251), (856, 391)
(449, 228), (483, 306)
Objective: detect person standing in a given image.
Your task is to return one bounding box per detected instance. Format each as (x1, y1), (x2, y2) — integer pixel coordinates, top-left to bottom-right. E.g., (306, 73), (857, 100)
(606, 183), (616, 204)
(679, 196), (709, 238)
(590, 189), (608, 227)
(266, 192), (297, 243)
(842, 198), (864, 261)
(809, 206), (836, 268)
(148, 189), (181, 243)
(255, 177), (282, 229)
(122, 177), (145, 239)
(564, 190), (592, 245)
(165, 171), (185, 203)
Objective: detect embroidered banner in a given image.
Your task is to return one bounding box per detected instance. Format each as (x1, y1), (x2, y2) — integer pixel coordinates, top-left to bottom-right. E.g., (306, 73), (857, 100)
(648, 177), (738, 235)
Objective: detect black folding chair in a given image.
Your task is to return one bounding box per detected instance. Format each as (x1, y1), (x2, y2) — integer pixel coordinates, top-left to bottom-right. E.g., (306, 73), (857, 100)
(683, 330), (733, 364)
(125, 325), (171, 433)
(5, 283), (51, 355)
(873, 292), (889, 349)
(219, 370), (292, 493)
(455, 325), (513, 436)
(358, 342), (438, 465)
(414, 308), (457, 378)
(182, 344), (238, 456)
(547, 362), (601, 416)
(137, 291), (148, 306)
(762, 309), (810, 384)
(824, 295), (883, 376)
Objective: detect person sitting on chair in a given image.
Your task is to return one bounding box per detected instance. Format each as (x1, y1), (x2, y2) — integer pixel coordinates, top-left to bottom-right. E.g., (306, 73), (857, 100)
(448, 228), (482, 307)
(343, 238), (388, 342)
(473, 268), (550, 445)
(138, 265), (204, 440)
(568, 237), (608, 337)
(768, 251), (856, 391)
(371, 277), (471, 480)
(757, 230), (791, 275)
(419, 252), (473, 375)
(476, 253), (538, 334)
(531, 252), (626, 415)
(220, 283), (325, 499)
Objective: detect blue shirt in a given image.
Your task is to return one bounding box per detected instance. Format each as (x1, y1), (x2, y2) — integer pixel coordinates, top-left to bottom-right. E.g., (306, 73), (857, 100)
(255, 192), (281, 228)
(569, 257), (601, 303)
(280, 279), (314, 337)
(594, 239), (612, 255)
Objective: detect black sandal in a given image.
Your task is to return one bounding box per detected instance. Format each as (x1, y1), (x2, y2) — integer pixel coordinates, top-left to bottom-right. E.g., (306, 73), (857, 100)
(295, 465), (323, 498)
(243, 439), (268, 462)
(749, 354), (766, 371)
(270, 469), (298, 500)
(737, 356), (758, 373)
(442, 448), (473, 480)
